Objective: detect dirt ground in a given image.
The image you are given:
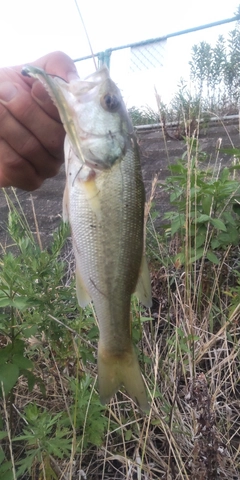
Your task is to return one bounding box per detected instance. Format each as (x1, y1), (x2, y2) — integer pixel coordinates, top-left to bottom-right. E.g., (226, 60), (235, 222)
(0, 119), (239, 248)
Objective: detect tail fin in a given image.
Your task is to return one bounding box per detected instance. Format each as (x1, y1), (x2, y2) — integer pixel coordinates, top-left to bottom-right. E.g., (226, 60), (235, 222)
(98, 342), (149, 412)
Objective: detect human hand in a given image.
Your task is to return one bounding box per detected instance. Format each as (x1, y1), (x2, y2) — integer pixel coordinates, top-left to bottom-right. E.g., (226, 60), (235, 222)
(0, 51), (78, 190)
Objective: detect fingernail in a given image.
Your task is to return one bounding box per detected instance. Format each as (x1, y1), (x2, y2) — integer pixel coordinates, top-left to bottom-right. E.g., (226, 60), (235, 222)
(0, 82), (18, 102)
(67, 70), (80, 82)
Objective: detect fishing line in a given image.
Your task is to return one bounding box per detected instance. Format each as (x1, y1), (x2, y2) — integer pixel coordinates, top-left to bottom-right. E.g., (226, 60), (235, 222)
(74, 0), (97, 71)
(72, 166), (83, 187)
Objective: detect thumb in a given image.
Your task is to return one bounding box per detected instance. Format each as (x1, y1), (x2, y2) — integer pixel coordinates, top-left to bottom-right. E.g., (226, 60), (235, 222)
(29, 51), (79, 120)
(30, 51), (79, 82)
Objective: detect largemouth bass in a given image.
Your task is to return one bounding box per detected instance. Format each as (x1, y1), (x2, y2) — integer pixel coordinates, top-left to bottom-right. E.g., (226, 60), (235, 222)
(22, 65), (152, 411)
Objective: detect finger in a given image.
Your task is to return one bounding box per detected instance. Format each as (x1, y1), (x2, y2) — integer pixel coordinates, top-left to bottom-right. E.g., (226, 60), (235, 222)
(0, 82), (65, 162)
(24, 51), (79, 119)
(28, 51), (79, 82)
(1, 52), (79, 121)
(0, 139), (44, 190)
(0, 103), (63, 180)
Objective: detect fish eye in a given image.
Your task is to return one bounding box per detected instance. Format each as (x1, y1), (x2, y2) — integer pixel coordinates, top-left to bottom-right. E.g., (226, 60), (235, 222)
(102, 93), (120, 112)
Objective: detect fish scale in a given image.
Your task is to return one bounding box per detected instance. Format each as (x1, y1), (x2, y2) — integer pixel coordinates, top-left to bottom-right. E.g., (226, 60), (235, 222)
(68, 148), (143, 342)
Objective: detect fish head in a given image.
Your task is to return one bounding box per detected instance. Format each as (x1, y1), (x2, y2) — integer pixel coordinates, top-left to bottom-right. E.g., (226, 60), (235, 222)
(66, 66), (133, 170)
(22, 64), (133, 171)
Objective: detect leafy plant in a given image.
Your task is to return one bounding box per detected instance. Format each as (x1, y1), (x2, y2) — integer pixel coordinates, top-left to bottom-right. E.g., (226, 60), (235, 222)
(12, 403), (72, 479)
(162, 143), (240, 265)
(69, 375), (110, 449)
(0, 202), (112, 478)
(0, 216), (73, 402)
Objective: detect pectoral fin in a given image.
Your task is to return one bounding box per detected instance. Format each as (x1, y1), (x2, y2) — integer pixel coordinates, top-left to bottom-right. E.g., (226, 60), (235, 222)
(75, 257), (91, 308)
(82, 177), (101, 220)
(135, 255), (152, 308)
(62, 184), (69, 223)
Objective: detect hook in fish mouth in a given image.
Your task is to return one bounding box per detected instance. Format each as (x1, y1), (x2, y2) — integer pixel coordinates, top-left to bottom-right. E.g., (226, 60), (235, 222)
(21, 66), (67, 82)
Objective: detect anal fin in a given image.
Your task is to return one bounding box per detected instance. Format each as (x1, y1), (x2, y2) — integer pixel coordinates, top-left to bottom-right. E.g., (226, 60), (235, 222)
(135, 255), (152, 308)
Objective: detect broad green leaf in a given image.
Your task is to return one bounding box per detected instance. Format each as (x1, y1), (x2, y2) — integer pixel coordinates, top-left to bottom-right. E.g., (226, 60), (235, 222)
(202, 195), (212, 215)
(0, 461), (13, 472)
(0, 469), (14, 480)
(168, 163), (186, 174)
(171, 215), (185, 235)
(220, 147), (240, 156)
(219, 167), (229, 182)
(217, 234), (231, 245)
(24, 403), (39, 422)
(195, 214), (210, 223)
(206, 251), (220, 264)
(23, 371), (37, 392)
(170, 189), (183, 202)
(0, 364), (19, 396)
(217, 183), (240, 198)
(227, 227), (239, 244)
(223, 211), (236, 225)
(0, 349), (10, 366)
(21, 324), (38, 338)
(195, 235), (206, 249)
(211, 238), (220, 250)
(11, 339), (25, 355)
(218, 228), (239, 245)
(190, 186), (200, 198)
(210, 218), (227, 231)
(0, 449), (4, 466)
(0, 298), (10, 307)
(12, 355), (33, 370)
(189, 248), (204, 263)
(0, 432), (8, 440)
(10, 296), (29, 310)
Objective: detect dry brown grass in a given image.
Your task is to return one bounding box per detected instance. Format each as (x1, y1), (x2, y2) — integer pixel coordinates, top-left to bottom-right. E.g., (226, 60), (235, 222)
(1, 240), (239, 479)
